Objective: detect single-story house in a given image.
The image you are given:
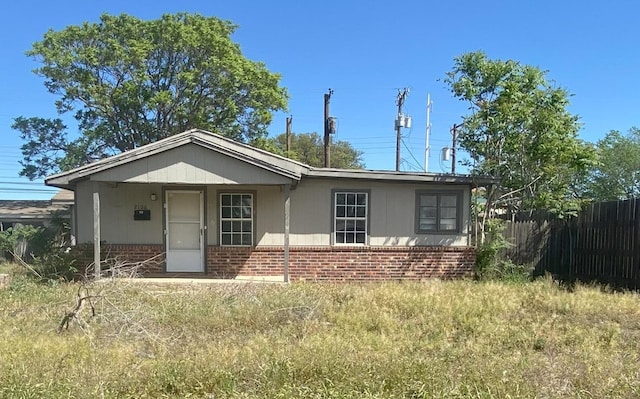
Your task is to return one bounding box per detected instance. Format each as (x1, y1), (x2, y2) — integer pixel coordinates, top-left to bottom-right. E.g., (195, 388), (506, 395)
(45, 129), (496, 282)
(0, 189), (74, 259)
(0, 189), (73, 232)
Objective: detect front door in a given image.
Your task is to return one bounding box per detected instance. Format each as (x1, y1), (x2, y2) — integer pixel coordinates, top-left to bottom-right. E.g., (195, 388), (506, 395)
(165, 190), (204, 272)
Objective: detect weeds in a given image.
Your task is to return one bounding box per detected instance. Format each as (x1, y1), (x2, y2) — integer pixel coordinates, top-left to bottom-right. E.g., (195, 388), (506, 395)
(476, 218), (533, 283)
(1, 279), (640, 397)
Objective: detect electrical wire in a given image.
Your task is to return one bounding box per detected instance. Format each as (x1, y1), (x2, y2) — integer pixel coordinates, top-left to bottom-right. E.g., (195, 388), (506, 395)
(400, 138), (424, 171)
(0, 181), (48, 186)
(0, 188), (57, 193)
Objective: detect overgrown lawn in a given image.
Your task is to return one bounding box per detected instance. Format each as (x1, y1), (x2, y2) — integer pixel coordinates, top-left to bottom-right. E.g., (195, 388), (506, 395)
(1, 275), (640, 398)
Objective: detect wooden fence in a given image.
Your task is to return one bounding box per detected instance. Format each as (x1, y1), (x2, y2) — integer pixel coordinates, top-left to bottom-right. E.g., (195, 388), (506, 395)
(503, 198), (640, 288)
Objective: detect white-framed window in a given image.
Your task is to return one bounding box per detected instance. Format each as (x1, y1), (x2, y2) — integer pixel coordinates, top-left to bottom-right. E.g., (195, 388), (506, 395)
(220, 193), (253, 246)
(334, 191), (368, 244)
(416, 190), (462, 233)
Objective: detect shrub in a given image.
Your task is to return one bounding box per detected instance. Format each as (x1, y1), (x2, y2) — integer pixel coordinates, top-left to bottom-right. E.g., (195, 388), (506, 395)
(476, 218), (532, 283)
(1, 210), (76, 282)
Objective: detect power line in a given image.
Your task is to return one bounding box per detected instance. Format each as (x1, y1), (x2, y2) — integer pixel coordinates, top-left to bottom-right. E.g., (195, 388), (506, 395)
(0, 188), (57, 193)
(401, 138), (424, 171)
(0, 181), (49, 186)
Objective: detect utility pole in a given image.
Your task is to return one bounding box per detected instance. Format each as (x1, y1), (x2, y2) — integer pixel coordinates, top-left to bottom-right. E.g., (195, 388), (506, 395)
(395, 88), (410, 172)
(323, 89), (334, 167)
(285, 115), (292, 154)
(451, 122), (463, 174)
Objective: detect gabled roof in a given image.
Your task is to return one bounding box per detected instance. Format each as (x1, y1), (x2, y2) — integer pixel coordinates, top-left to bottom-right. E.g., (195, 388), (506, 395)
(45, 128), (498, 189)
(46, 129), (310, 188)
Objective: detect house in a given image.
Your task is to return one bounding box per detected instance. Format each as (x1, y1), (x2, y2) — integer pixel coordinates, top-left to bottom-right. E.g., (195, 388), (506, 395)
(45, 129), (496, 282)
(0, 189), (73, 232)
(0, 189), (73, 259)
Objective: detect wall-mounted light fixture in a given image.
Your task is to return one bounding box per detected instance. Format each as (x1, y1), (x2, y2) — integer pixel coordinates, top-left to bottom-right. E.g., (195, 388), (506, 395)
(150, 193), (157, 201)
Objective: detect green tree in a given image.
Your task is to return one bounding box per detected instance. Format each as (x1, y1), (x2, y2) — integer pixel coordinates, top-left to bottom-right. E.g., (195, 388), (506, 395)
(581, 128), (640, 201)
(13, 13), (288, 179)
(273, 132), (365, 169)
(444, 51), (596, 231)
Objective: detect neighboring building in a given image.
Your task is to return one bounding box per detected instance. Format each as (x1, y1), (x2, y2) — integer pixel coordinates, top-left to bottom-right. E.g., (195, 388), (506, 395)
(46, 129), (496, 281)
(0, 189), (73, 231)
(0, 189), (74, 259)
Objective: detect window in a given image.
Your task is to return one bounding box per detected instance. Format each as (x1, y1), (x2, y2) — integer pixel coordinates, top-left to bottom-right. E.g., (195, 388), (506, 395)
(416, 191), (461, 233)
(334, 191), (368, 244)
(220, 193), (253, 246)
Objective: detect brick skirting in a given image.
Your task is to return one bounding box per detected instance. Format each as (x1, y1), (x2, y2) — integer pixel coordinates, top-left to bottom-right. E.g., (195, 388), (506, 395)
(72, 244), (476, 281)
(71, 244), (165, 275)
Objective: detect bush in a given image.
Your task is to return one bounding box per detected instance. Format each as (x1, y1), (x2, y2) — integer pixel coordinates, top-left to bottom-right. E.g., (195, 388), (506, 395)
(0, 224), (42, 260)
(0, 211), (76, 282)
(476, 218), (532, 283)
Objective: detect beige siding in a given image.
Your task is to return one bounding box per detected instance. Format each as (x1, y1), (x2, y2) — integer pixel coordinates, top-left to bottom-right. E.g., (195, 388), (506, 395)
(288, 179), (470, 246)
(255, 186), (285, 245)
(289, 180), (332, 245)
(91, 144), (291, 185)
(205, 185), (284, 246)
(76, 181), (163, 244)
(75, 178), (471, 248)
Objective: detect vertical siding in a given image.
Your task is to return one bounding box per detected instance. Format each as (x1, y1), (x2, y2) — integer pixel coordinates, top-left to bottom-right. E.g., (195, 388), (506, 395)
(289, 180), (333, 245)
(255, 186), (285, 245)
(75, 180), (163, 244)
(289, 179), (470, 247)
(92, 144), (291, 184)
(75, 178), (471, 247)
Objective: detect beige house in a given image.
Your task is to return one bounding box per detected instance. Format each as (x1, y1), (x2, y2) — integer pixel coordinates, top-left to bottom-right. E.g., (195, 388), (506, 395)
(46, 129), (495, 281)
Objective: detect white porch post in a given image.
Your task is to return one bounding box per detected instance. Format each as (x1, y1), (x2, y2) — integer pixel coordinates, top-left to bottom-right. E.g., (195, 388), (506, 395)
(93, 183), (101, 279)
(283, 183), (290, 283)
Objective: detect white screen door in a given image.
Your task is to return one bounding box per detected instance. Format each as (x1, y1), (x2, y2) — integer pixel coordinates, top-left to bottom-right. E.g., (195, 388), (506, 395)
(165, 190), (204, 272)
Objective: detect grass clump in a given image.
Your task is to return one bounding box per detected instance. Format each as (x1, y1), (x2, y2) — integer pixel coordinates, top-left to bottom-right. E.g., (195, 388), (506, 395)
(1, 278), (640, 397)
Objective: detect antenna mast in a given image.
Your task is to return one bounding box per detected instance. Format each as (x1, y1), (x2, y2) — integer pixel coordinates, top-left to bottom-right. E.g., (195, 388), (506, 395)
(425, 94), (432, 172)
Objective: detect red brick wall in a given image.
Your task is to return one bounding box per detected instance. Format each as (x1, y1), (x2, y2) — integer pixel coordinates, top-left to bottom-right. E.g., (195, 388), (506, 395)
(72, 244), (164, 275)
(73, 244), (475, 281)
(207, 246), (475, 281)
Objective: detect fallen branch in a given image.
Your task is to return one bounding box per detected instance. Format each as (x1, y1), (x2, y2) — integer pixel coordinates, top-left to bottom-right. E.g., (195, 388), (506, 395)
(84, 252), (165, 280)
(9, 251), (41, 279)
(57, 284), (101, 333)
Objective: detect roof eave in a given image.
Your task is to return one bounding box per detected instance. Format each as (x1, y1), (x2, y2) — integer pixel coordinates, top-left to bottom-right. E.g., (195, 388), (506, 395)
(305, 168), (499, 185)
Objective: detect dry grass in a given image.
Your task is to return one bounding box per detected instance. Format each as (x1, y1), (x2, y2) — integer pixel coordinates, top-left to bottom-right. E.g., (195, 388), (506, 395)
(1, 275), (640, 398)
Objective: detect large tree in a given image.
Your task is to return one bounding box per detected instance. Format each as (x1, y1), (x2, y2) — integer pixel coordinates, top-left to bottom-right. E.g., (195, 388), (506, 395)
(13, 13), (288, 179)
(581, 128), (640, 201)
(444, 51), (596, 225)
(273, 132), (365, 169)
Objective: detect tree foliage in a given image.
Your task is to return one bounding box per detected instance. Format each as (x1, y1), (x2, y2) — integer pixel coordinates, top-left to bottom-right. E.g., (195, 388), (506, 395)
(13, 13), (288, 179)
(444, 51), (596, 223)
(272, 132), (365, 169)
(581, 128), (640, 201)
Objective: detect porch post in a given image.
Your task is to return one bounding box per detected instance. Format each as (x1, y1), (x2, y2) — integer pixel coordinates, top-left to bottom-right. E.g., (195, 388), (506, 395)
(93, 183), (101, 279)
(283, 183), (290, 283)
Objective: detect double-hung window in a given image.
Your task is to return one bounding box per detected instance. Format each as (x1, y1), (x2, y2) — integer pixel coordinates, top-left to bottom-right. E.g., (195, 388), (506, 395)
(334, 191), (368, 244)
(220, 193), (253, 246)
(416, 191), (461, 233)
